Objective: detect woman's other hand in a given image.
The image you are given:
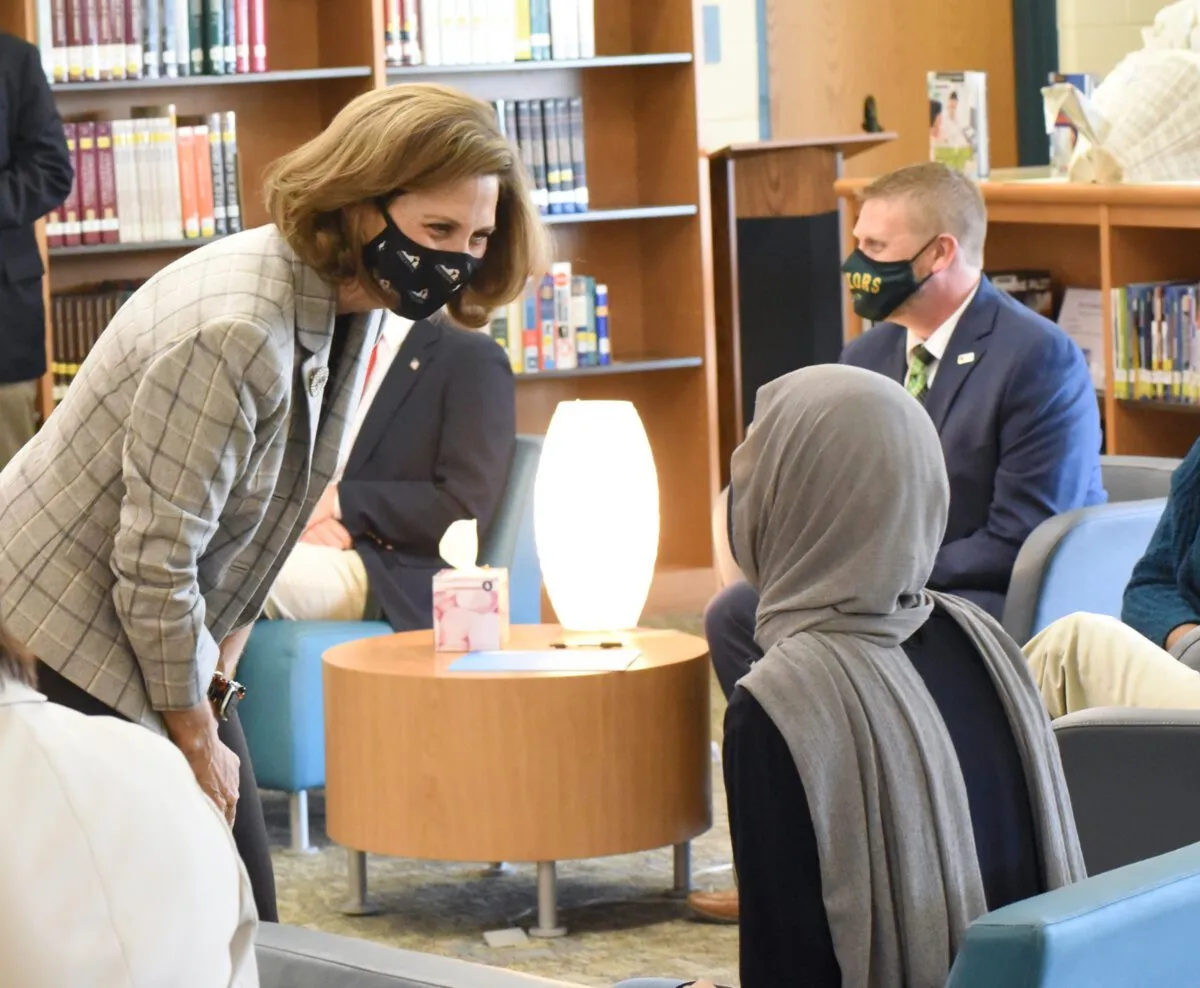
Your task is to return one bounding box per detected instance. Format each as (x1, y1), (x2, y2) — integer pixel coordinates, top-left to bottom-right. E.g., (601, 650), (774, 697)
(162, 703), (241, 825)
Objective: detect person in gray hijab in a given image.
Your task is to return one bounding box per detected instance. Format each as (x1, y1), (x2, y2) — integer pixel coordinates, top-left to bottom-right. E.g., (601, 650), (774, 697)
(720, 364), (1085, 988)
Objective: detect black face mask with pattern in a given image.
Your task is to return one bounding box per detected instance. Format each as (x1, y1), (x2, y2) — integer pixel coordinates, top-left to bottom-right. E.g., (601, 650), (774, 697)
(361, 206), (482, 321)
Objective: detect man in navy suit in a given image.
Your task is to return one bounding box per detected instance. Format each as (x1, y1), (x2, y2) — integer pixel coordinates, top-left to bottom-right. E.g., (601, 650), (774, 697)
(689, 161), (1105, 923)
(263, 312), (516, 630)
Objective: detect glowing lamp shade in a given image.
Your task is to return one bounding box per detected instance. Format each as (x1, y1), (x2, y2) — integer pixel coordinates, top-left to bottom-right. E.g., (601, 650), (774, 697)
(534, 400), (660, 632)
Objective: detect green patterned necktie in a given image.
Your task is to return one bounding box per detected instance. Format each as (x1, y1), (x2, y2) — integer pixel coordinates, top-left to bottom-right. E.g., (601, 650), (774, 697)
(905, 344), (936, 405)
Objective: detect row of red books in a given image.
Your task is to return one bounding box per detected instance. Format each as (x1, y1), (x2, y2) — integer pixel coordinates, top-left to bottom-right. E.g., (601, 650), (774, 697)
(36, 0), (268, 83)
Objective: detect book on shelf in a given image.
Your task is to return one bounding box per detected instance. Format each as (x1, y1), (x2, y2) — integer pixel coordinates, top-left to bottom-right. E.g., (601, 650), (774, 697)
(36, 0), (268, 83)
(1111, 281), (1200, 405)
(928, 70), (989, 180)
(47, 106), (243, 248)
(384, 0), (594, 67)
(487, 262), (609, 374)
(494, 96), (588, 216)
(50, 280), (143, 401)
(989, 269), (1054, 320)
(1047, 72), (1097, 179)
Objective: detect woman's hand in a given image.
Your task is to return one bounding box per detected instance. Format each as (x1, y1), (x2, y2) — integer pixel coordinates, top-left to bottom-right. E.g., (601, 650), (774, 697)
(162, 702), (241, 825)
(301, 518), (353, 549)
(305, 483), (339, 532)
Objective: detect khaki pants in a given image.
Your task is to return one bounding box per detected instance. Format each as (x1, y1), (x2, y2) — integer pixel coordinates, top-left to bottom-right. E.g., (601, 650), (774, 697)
(0, 380), (37, 471)
(262, 542), (370, 622)
(1023, 612), (1200, 717)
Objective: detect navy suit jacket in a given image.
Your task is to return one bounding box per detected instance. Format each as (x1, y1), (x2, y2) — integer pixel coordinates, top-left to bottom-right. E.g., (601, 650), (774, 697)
(841, 277), (1106, 617)
(1, 32), (74, 383)
(337, 319), (516, 630)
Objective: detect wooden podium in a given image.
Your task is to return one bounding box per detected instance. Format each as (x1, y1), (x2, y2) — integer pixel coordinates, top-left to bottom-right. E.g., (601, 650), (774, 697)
(709, 134), (895, 481)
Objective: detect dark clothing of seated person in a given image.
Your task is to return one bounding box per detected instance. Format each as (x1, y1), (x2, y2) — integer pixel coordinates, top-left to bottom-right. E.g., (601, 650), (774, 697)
(723, 364), (1086, 988)
(263, 313), (516, 629)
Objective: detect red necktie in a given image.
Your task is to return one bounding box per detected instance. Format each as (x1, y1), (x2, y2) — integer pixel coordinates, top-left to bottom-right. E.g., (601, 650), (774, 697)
(360, 339), (381, 402)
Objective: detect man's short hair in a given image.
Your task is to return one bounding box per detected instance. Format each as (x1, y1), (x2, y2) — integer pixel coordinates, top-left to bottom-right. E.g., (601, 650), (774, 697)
(0, 621), (33, 687)
(859, 162), (987, 268)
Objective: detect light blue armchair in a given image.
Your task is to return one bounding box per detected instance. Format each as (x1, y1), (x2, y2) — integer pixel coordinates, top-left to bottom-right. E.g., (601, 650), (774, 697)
(238, 435), (543, 850)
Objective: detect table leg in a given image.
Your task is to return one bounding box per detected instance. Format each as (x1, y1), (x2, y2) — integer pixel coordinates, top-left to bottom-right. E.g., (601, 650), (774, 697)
(288, 791), (316, 854)
(668, 841), (693, 898)
(341, 849), (380, 916)
(528, 860), (567, 938)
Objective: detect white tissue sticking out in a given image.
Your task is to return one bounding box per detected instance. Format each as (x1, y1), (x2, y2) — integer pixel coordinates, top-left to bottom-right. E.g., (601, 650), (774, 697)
(439, 518), (479, 572)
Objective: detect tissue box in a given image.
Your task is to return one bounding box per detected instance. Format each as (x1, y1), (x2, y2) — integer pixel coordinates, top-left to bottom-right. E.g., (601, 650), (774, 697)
(433, 567), (510, 652)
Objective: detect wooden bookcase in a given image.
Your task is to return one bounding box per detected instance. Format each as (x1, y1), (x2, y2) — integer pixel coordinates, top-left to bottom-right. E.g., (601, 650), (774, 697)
(1, 0), (719, 576)
(836, 177), (1200, 459)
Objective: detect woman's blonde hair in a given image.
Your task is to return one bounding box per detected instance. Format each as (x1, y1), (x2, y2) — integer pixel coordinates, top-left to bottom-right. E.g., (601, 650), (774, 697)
(264, 83), (549, 328)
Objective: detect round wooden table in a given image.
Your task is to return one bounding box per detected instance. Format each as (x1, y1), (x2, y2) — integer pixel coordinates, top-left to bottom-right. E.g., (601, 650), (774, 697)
(322, 624), (712, 936)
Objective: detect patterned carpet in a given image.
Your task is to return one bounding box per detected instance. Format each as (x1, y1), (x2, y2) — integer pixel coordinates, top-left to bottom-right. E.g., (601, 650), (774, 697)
(264, 614), (739, 987)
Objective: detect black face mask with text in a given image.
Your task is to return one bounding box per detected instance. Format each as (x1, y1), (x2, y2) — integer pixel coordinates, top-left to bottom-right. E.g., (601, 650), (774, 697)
(361, 206), (482, 321)
(840, 235), (940, 322)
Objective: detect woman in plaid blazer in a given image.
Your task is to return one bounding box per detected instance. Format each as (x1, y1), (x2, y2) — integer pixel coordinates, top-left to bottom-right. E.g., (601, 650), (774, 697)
(0, 83), (547, 921)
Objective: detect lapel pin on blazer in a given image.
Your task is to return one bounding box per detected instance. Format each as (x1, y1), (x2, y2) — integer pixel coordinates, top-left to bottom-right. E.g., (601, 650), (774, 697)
(957, 352), (976, 365)
(307, 366), (329, 397)
(410, 358), (420, 371)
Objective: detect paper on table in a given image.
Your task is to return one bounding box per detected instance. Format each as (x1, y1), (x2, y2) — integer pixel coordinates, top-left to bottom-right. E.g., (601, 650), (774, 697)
(447, 648), (642, 673)
(439, 518), (479, 571)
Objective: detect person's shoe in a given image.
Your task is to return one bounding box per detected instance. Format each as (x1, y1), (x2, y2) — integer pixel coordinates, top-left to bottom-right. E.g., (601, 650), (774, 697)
(686, 888), (739, 923)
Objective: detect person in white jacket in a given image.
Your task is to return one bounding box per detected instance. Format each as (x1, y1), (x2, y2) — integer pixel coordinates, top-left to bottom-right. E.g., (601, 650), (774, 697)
(0, 625), (259, 988)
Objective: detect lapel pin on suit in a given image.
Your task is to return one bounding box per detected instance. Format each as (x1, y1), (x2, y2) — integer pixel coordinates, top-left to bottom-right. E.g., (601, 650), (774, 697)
(957, 352), (976, 365)
(410, 358), (420, 371)
(307, 366), (329, 397)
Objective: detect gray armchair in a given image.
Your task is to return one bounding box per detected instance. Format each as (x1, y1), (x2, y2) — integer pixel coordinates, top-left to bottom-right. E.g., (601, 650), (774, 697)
(257, 923), (582, 988)
(1100, 454), (1180, 503)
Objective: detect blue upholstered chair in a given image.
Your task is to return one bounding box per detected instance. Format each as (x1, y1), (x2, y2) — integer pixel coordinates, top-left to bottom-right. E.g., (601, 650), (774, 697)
(612, 843), (1200, 988)
(239, 435), (544, 850)
(1001, 498), (1166, 646)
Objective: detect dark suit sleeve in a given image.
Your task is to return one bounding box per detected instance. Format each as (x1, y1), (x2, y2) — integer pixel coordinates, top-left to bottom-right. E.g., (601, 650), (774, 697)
(929, 333), (1102, 597)
(338, 339), (517, 557)
(0, 41), (74, 230)
(1122, 441), (1200, 647)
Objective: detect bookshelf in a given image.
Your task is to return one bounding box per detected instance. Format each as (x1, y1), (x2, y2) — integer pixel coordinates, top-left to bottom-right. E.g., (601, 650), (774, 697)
(5, 0), (719, 574)
(834, 176), (1200, 460)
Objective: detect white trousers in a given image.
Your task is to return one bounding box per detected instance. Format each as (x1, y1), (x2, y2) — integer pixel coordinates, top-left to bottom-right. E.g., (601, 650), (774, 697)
(262, 543), (370, 622)
(1022, 612), (1200, 717)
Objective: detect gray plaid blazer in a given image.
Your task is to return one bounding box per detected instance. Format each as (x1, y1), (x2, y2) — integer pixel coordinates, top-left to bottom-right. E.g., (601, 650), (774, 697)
(0, 225), (382, 732)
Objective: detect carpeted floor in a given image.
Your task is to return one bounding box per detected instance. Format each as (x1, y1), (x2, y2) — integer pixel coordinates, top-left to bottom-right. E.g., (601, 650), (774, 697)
(265, 614), (739, 986)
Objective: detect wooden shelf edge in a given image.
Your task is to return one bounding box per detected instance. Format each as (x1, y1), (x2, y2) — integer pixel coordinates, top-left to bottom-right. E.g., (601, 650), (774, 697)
(386, 52), (693, 78)
(515, 357), (703, 381)
(1115, 399), (1200, 416)
(52, 66), (373, 93)
(543, 205), (697, 225)
(50, 237), (226, 258)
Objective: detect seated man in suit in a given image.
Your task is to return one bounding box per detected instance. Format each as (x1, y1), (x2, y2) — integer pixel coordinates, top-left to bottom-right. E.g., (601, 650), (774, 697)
(262, 311), (516, 630)
(690, 161), (1105, 922)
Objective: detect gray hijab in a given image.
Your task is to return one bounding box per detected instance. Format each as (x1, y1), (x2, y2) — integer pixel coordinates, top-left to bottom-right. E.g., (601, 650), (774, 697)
(731, 364), (1085, 988)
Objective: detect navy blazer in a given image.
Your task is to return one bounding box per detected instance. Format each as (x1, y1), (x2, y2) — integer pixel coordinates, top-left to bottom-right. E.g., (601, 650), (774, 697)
(841, 277), (1106, 617)
(338, 319), (516, 630)
(0, 32), (74, 383)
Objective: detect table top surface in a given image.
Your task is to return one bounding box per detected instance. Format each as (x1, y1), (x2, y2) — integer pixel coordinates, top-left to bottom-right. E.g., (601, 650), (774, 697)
(323, 624), (709, 680)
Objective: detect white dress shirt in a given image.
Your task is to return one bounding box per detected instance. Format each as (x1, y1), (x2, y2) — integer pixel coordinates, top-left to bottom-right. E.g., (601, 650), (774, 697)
(0, 679), (259, 987)
(331, 312), (413, 521)
(335, 310), (414, 480)
(904, 281), (979, 388)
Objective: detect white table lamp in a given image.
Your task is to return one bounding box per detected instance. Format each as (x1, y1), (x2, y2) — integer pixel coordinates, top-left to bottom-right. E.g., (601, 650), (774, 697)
(534, 399), (660, 632)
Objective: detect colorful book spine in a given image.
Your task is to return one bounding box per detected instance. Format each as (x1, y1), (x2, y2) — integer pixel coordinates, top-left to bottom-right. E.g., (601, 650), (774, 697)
(514, 0), (532, 60)
(49, 0), (70, 82)
(418, 0), (440, 65)
(188, 0), (206, 74)
(542, 99), (563, 215)
(538, 273), (555, 370)
(248, 0), (267, 71)
(123, 0), (141, 78)
(571, 275), (595, 366)
(193, 122), (216, 237)
(96, 121), (119, 243)
(206, 111), (228, 234)
(176, 125), (201, 238)
(162, 0), (180, 77)
(595, 282), (610, 364)
(223, 0), (237, 72)
(81, 0), (101, 80)
(206, 0), (226, 74)
(234, 0), (250, 71)
(551, 261), (575, 369)
(143, 0), (162, 77)
(108, 0), (127, 78)
(77, 121), (101, 245)
(568, 95), (588, 212)
(521, 276), (539, 372)
(96, 0), (112, 79)
(529, 0), (550, 60)
(220, 110), (241, 232)
(66, 0), (84, 82)
(385, 0), (402, 64)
